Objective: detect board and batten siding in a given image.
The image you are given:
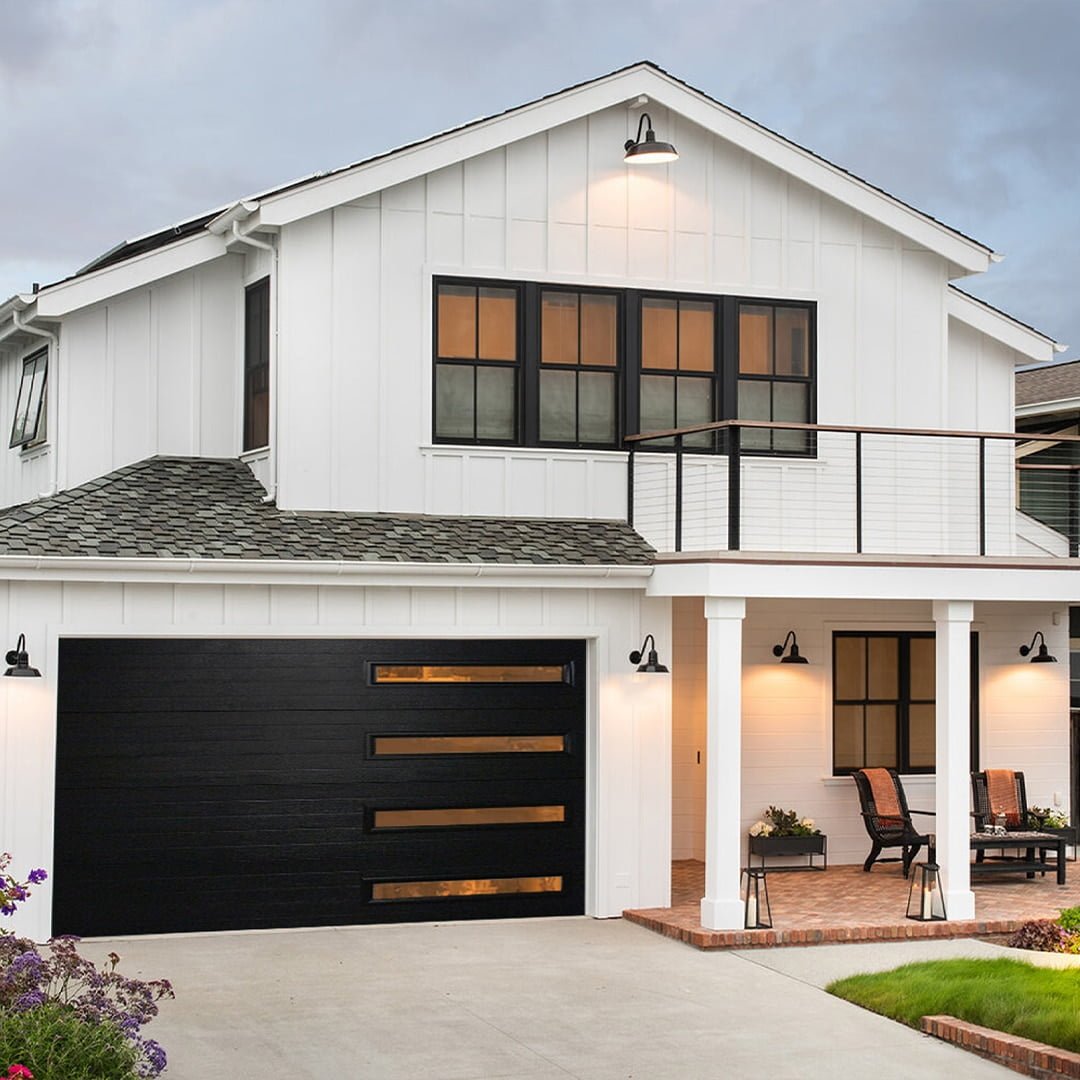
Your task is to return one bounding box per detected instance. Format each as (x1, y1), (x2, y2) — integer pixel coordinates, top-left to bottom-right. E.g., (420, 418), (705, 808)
(670, 597), (1070, 867)
(0, 577), (671, 942)
(272, 104), (1003, 521)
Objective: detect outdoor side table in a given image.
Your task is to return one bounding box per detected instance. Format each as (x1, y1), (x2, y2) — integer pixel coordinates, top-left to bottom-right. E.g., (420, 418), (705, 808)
(969, 831), (1066, 885)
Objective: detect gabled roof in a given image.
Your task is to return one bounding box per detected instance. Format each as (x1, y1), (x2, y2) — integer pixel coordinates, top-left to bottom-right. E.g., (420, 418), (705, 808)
(20, 61), (1002, 319)
(0, 456), (655, 565)
(947, 286), (1060, 364)
(1016, 359), (1080, 410)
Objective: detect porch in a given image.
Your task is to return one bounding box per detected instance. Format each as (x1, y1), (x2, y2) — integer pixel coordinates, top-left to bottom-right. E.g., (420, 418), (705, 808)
(624, 859), (1080, 949)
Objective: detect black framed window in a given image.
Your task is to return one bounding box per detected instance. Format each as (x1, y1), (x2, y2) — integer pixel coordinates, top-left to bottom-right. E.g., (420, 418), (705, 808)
(833, 630), (979, 776)
(538, 288), (619, 447)
(243, 278), (270, 452)
(434, 281), (519, 443)
(738, 301), (814, 453)
(9, 347), (48, 449)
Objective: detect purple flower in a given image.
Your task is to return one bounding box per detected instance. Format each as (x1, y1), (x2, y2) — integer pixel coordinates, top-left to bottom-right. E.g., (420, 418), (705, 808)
(0, 904), (15, 916)
(12, 989), (45, 1012)
(27, 869), (47, 884)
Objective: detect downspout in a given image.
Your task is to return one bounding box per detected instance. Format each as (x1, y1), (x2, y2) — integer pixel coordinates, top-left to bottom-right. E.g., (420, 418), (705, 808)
(12, 307), (60, 497)
(231, 221), (279, 504)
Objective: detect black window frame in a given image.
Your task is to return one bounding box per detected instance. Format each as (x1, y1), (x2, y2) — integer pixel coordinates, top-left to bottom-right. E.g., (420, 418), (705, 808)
(9, 346), (48, 450)
(243, 277), (271, 453)
(431, 276), (816, 456)
(832, 630), (980, 777)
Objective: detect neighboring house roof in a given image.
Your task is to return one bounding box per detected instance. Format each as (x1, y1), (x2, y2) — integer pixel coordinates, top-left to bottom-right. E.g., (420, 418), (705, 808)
(0, 457), (654, 565)
(9, 60), (1009, 323)
(1016, 359), (1080, 412)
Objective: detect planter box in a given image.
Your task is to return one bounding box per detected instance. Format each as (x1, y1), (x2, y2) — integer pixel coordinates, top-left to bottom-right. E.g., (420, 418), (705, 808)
(748, 833), (827, 871)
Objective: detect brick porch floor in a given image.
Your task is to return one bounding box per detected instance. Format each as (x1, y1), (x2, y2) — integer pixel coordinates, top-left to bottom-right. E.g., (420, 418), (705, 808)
(622, 858), (1080, 949)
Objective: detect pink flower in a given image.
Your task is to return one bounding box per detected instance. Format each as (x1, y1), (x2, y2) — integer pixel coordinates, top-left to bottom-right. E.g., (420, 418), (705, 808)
(6, 1065), (35, 1079)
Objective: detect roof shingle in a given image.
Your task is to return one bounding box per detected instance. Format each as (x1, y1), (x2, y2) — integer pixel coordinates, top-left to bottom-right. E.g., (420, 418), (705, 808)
(1016, 360), (1080, 407)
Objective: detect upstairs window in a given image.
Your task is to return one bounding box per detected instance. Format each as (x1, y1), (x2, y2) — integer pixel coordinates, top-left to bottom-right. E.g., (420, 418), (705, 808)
(9, 348), (48, 449)
(435, 282), (518, 443)
(243, 278), (271, 452)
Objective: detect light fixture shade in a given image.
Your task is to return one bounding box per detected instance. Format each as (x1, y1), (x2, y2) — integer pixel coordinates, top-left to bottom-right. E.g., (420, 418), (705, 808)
(1019, 631), (1057, 664)
(772, 631), (809, 664)
(624, 112), (678, 165)
(629, 634), (669, 674)
(4, 634), (41, 678)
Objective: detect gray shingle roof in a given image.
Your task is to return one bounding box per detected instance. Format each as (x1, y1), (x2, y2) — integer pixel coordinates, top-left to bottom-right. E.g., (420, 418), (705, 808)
(0, 457), (654, 566)
(1017, 360), (1080, 407)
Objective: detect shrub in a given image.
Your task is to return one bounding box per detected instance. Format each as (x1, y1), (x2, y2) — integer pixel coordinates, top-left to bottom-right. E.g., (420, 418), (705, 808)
(0, 1003), (143, 1080)
(1008, 919), (1076, 953)
(1057, 906), (1080, 932)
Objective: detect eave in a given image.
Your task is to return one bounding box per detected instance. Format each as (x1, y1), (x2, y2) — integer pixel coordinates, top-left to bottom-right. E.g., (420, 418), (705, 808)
(947, 287), (1058, 363)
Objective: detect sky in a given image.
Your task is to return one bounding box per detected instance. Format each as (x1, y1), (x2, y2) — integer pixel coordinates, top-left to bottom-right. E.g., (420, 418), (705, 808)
(1, 0), (1076, 360)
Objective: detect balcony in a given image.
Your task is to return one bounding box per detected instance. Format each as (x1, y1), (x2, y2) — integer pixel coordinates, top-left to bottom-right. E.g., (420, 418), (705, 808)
(625, 420), (1080, 559)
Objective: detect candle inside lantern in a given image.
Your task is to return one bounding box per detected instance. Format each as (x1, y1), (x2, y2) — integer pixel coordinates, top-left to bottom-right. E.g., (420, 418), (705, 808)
(746, 888), (758, 927)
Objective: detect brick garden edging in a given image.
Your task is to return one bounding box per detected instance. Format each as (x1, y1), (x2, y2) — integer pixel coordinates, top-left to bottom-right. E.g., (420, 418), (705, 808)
(921, 1016), (1080, 1079)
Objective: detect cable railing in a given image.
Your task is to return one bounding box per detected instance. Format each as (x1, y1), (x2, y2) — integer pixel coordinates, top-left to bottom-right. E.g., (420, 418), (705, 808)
(624, 420), (1080, 557)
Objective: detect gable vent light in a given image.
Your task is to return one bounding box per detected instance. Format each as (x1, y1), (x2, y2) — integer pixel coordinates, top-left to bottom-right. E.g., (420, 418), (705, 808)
(1019, 631), (1057, 664)
(624, 113), (678, 165)
(4, 634), (41, 677)
(629, 634), (669, 673)
(772, 630), (809, 665)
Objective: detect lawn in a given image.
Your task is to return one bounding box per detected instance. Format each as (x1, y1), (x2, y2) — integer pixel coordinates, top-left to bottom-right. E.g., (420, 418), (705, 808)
(827, 958), (1080, 1053)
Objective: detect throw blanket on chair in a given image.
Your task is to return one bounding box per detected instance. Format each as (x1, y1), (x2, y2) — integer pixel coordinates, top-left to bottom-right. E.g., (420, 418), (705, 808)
(863, 768), (905, 829)
(986, 769), (1023, 828)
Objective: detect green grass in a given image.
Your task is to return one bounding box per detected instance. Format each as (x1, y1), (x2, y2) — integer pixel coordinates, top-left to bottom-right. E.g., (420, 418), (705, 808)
(827, 958), (1080, 1053)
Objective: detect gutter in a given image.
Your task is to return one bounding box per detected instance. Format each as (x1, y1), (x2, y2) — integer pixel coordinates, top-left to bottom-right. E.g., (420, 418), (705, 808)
(11, 305), (61, 497)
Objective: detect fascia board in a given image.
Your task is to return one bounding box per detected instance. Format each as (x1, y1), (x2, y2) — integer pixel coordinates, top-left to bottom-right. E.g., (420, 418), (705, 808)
(947, 290), (1056, 363)
(1016, 397), (1080, 419)
(34, 233), (229, 317)
(258, 67), (992, 272)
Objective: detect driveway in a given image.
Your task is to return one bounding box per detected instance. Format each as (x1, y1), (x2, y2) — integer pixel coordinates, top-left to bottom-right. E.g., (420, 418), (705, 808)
(80, 918), (1012, 1079)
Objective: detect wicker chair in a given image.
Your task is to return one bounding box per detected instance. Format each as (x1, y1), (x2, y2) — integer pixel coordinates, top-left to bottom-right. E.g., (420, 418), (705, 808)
(853, 768), (935, 877)
(971, 769), (1032, 833)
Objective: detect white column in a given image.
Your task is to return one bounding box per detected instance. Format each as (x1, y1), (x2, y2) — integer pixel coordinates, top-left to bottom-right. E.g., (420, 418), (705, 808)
(700, 597), (746, 930)
(933, 599), (975, 920)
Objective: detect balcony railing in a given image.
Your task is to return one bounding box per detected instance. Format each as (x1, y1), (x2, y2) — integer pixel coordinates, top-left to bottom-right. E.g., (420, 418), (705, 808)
(625, 420), (1080, 558)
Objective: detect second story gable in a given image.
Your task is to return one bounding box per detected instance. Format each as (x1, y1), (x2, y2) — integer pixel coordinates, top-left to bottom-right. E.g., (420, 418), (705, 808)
(0, 62), (1061, 546)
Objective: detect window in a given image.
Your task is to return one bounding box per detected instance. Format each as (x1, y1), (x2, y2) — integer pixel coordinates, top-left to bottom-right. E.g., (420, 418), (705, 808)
(9, 348), (48, 449)
(432, 277), (815, 453)
(243, 278), (270, 452)
(832, 631), (979, 775)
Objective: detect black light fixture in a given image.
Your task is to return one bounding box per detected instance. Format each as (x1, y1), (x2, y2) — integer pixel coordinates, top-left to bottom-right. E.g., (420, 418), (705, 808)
(742, 867), (772, 929)
(629, 634), (669, 673)
(4, 634), (41, 678)
(1019, 631), (1057, 664)
(623, 112), (679, 165)
(772, 630), (809, 665)
(906, 861), (947, 922)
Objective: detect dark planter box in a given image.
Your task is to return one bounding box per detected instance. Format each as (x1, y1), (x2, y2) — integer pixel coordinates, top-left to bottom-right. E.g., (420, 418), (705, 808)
(748, 833), (827, 871)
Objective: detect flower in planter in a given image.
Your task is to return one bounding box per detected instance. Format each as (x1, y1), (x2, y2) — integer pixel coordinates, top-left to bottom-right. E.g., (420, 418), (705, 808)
(756, 806), (822, 837)
(749, 821), (773, 837)
(1028, 806), (1069, 830)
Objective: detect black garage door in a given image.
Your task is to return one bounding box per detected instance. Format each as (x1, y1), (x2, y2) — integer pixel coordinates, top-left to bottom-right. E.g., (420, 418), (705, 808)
(54, 638), (586, 935)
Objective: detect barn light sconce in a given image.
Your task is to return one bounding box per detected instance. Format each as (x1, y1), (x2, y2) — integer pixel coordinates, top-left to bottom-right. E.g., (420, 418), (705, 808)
(772, 630), (809, 665)
(1019, 630), (1057, 664)
(629, 634), (669, 673)
(4, 634), (41, 677)
(624, 113), (678, 165)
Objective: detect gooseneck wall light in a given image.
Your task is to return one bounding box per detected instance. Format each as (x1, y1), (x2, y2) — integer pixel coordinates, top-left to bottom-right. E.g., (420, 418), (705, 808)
(1019, 631), (1057, 664)
(629, 634), (669, 673)
(4, 634), (41, 677)
(772, 630), (809, 665)
(623, 113), (679, 165)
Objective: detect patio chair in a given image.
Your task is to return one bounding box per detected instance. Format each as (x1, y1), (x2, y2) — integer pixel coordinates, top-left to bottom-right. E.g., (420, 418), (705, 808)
(853, 768), (935, 877)
(971, 769), (1031, 833)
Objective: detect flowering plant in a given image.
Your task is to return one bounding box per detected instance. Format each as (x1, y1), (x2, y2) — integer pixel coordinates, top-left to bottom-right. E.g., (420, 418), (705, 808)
(4, 1066), (33, 1079)
(1029, 806), (1070, 830)
(749, 806), (821, 838)
(0, 856), (46, 919)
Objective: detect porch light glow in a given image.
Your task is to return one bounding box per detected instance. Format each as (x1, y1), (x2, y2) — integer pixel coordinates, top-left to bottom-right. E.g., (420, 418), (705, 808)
(628, 634), (668, 674)
(1018, 631), (1057, 664)
(623, 113), (678, 165)
(3, 633), (40, 678)
(772, 630), (808, 665)
(906, 861), (947, 922)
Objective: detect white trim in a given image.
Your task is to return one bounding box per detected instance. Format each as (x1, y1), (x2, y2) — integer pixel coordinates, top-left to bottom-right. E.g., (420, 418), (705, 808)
(1016, 397), (1080, 419)
(947, 289), (1057, 363)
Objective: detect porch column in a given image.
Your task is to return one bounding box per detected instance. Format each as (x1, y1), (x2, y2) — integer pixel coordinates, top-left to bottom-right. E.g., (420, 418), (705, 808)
(933, 599), (975, 920)
(700, 597), (746, 930)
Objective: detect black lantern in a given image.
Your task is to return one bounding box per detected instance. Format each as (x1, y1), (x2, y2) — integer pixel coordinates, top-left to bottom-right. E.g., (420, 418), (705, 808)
(1019, 631), (1057, 664)
(742, 867), (772, 929)
(623, 113), (679, 165)
(906, 861), (947, 922)
(629, 634), (669, 674)
(772, 630), (809, 664)
(3, 634), (40, 678)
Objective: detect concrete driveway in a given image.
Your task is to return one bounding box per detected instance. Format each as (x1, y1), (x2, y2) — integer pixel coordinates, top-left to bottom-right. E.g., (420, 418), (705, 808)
(80, 918), (1013, 1079)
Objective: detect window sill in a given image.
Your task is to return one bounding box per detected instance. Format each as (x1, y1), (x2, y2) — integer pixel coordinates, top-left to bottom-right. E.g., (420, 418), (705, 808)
(822, 774), (935, 787)
(18, 443), (50, 462)
(421, 443), (629, 461)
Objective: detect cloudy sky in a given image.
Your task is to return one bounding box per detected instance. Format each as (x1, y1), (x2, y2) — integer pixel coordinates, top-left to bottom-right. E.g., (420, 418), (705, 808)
(1, 0), (1076, 359)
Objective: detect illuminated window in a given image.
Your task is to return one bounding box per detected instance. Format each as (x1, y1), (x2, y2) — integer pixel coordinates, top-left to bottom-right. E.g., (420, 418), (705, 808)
(371, 875), (563, 901)
(371, 735), (566, 756)
(372, 806), (566, 829)
(372, 663), (568, 684)
(10, 348), (48, 449)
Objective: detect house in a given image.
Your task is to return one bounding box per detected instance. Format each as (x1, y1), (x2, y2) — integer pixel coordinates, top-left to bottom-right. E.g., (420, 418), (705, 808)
(0, 61), (1073, 943)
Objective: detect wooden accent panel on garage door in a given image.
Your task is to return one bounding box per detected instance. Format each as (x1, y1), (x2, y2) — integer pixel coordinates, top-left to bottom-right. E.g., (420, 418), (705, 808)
(54, 638), (586, 935)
